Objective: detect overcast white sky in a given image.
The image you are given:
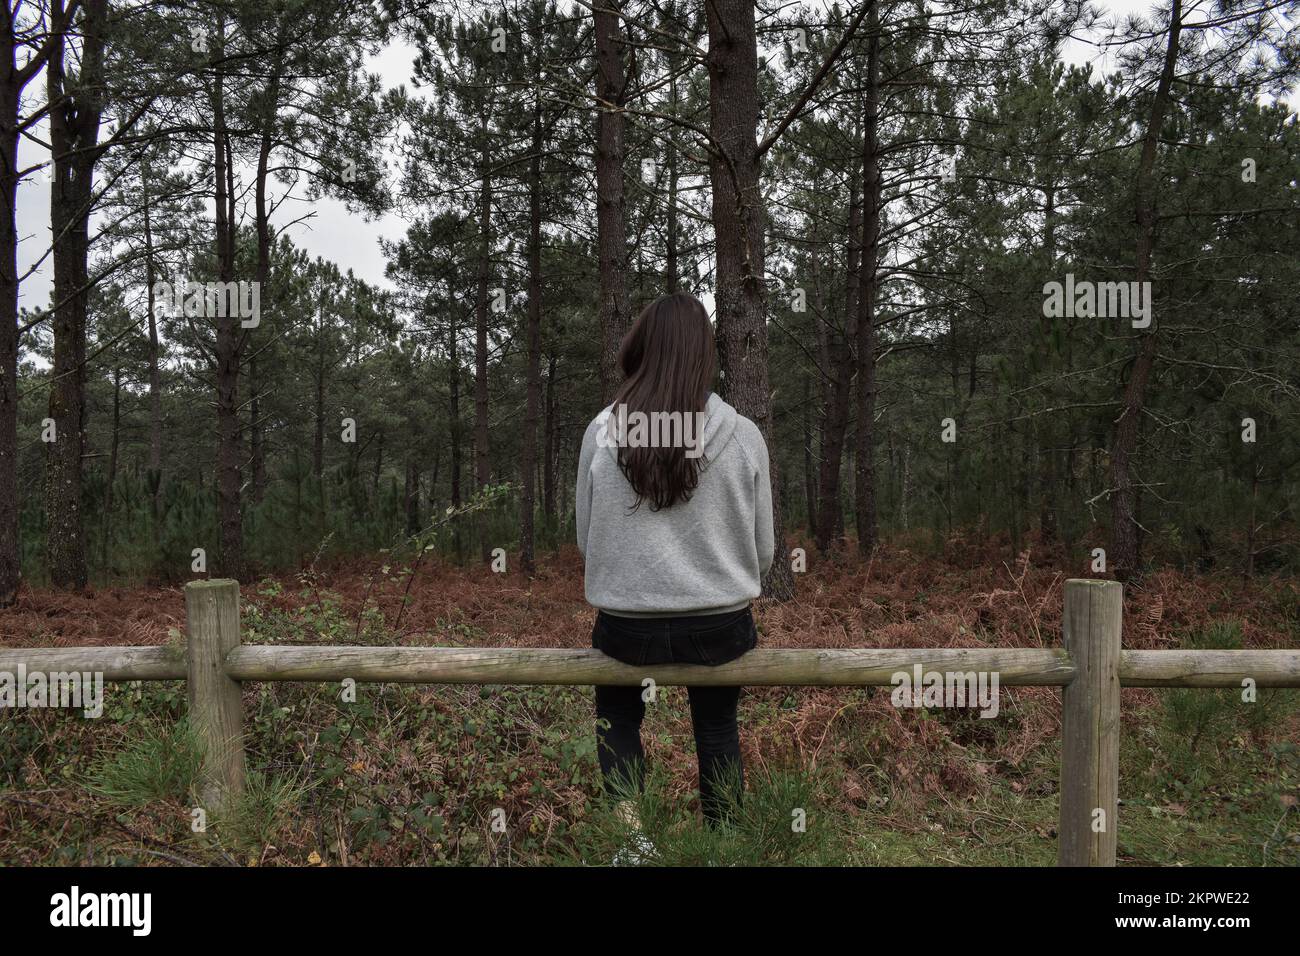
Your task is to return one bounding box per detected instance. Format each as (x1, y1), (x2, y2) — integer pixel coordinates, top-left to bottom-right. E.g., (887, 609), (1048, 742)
(14, 36), (422, 316)
(12, 0), (1277, 315)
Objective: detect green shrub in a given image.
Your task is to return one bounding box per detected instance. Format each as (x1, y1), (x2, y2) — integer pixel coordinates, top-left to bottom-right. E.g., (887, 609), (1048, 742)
(85, 716), (203, 807)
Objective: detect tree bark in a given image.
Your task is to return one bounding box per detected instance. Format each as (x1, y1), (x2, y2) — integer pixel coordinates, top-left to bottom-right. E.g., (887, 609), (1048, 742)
(404, 456), (420, 536)
(665, 53), (680, 293)
(1038, 183), (1058, 544)
(448, 313), (462, 509)
(313, 347), (325, 483)
(815, 148), (861, 551)
(1108, 0), (1182, 580)
(101, 363), (120, 572)
(250, 52), (282, 507)
(211, 15), (243, 578)
(0, 6), (60, 604)
(802, 374), (816, 531)
(142, 159), (163, 538)
(594, 0), (631, 401)
(473, 128), (492, 502)
(521, 93), (543, 574)
(705, 0), (793, 599)
(543, 352), (556, 520)
(854, 1), (881, 558)
(44, 0), (106, 590)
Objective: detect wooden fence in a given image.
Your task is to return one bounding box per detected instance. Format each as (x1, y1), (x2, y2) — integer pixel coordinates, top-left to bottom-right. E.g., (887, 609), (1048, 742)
(3, 577), (1298, 866)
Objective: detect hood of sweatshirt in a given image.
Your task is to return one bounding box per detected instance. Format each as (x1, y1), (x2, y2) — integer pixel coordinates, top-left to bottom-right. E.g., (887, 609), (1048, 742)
(598, 391), (737, 467)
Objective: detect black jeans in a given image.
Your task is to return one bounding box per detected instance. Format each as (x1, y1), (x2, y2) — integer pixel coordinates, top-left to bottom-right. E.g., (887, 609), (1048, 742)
(591, 606), (757, 825)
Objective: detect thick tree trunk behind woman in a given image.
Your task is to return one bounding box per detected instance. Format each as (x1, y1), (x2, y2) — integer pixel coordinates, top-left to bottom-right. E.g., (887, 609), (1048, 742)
(705, 0), (793, 599)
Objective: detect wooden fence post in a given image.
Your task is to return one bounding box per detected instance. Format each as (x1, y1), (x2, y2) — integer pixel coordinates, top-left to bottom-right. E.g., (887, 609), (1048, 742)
(1058, 578), (1122, 866)
(185, 579), (245, 813)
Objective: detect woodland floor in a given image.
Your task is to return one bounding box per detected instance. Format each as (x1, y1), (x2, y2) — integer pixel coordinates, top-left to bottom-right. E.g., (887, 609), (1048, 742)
(2, 534), (1298, 866)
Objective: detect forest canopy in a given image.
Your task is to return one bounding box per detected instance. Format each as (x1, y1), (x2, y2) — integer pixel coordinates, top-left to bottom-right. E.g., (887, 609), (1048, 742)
(3, 0), (1298, 601)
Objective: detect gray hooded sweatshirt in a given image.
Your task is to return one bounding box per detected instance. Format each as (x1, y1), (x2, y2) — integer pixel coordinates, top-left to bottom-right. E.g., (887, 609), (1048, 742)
(576, 392), (775, 617)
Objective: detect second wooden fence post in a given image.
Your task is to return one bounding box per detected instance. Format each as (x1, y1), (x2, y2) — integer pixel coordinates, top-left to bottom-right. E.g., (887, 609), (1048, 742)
(185, 579), (246, 814)
(1058, 578), (1123, 866)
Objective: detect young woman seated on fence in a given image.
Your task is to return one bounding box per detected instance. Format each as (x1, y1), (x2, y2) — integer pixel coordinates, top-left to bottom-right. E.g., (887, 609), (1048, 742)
(575, 291), (775, 851)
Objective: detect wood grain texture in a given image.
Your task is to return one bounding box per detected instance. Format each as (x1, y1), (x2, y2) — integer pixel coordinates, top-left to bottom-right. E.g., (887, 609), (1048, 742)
(1121, 650), (1300, 686)
(1058, 579), (1122, 867)
(222, 645), (1076, 686)
(185, 579), (245, 812)
(0, 645), (185, 680)
(4, 645), (1298, 688)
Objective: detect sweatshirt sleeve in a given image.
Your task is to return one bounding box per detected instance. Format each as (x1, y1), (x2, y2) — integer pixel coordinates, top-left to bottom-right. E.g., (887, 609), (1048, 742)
(575, 417), (600, 558)
(751, 424), (776, 577)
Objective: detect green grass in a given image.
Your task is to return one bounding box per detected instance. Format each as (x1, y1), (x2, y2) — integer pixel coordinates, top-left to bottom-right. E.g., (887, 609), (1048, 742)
(84, 716), (204, 808)
(564, 763), (848, 866)
(219, 770), (315, 856)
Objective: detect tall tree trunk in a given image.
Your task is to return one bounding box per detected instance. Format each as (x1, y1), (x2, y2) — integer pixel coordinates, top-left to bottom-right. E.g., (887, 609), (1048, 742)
(404, 456), (420, 536)
(473, 125), (493, 561)
(292, 446), (302, 553)
(1245, 461), (1259, 578)
(521, 94), (543, 574)
(0, 101), (17, 603)
(101, 363), (120, 572)
(142, 159), (163, 540)
(249, 356), (265, 500)
(594, 0), (631, 401)
(0, 7), (55, 604)
(705, 0), (793, 599)
(558, 429), (569, 521)
(249, 50), (282, 507)
(312, 348), (325, 481)
(211, 15), (243, 578)
(428, 443), (440, 512)
(854, 1), (881, 558)
(1037, 183), (1058, 544)
(543, 352), (556, 520)
(665, 61), (680, 293)
(802, 375), (816, 532)
(816, 148), (861, 550)
(44, 0), (106, 590)
(448, 314), (462, 509)
(1109, 0), (1182, 580)
(448, 311), (463, 559)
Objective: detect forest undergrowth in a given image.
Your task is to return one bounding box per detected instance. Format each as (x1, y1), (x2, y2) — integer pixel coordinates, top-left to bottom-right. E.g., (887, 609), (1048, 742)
(2, 532), (1297, 866)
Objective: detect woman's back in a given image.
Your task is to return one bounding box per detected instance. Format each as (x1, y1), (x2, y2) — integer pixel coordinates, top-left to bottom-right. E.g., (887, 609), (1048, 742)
(576, 391), (774, 616)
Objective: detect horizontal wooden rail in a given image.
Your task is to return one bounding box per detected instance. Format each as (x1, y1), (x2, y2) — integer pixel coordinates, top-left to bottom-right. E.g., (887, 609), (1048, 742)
(1119, 650), (1300, 686)
(3, 577), (1298, 868)
(223, 646), (1076, 685)
(3, 645), (1296, 688)
(0, 645), (186, 681)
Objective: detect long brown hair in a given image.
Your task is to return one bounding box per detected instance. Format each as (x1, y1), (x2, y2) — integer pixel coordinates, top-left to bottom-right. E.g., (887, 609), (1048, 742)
(612, 292), (716, 511)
